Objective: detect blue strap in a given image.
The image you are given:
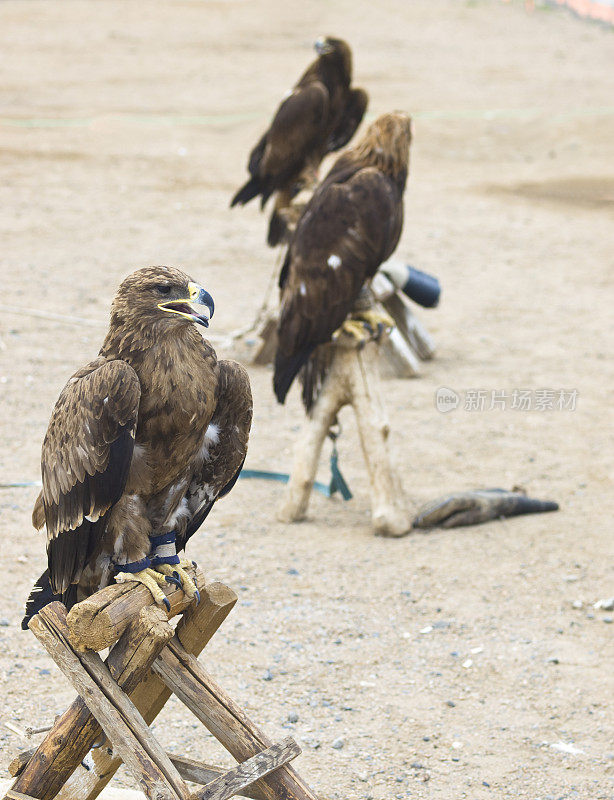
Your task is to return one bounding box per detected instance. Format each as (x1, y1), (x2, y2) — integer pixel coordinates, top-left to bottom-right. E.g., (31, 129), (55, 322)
(114, 556), (151, 574)
(150, 530), (179, 565)
(329, 446), (353, 501)
(150, 531), (176, 547)
(239, 436), (353, 502)
(239, 469), (339, 499)
(151, 554), (180, 566)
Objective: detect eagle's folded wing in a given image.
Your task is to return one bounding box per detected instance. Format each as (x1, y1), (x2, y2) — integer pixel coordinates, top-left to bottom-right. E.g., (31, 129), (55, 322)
(277, 168), (398, 365)
(260, 83), (329, 184)
(327, 87), (368, 152)
(179, 360), (253, 550)
(39, 358), (141, 593)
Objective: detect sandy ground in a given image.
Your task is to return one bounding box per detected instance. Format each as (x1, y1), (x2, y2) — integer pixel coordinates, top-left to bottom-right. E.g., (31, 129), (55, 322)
(0, 1), (613, 798)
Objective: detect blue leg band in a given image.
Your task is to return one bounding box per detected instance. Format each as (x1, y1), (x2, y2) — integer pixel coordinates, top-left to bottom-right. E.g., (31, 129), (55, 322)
(114, 556), (151, 574)
(150, 531), (179, 566)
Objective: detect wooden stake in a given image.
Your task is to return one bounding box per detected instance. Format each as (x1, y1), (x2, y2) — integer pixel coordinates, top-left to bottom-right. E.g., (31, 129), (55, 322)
(381, 291), (436, 361)
(152, 640), (320, 800)
(57, 581), (237, 800)
(67, 566), (207, 652)
(278, 340), (410, 537)
(193, 738), (300, 800)
(11, 749), (269, 800)
(26, 604), (189, 800)
(380, 326), (420, 378)
(8, 604), (173, 800)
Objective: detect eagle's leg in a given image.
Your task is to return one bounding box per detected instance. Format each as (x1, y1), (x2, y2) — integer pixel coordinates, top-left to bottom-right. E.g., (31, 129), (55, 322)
(114, 558), (171, 611)
(150, 532), (200, 604)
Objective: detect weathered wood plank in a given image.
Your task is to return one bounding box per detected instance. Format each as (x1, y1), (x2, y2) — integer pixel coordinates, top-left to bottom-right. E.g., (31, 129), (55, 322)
(381, 327), (420, 378)
(382, 292), (436, 361)
(153, 641), (319, 800)
(193, 738), (300, 800)
(11, 748), (268, 800)
(5, 790), (39, 800)
(170, 756), (267, 800)
(7, 749), (35, 779)
(8, 604), (173, 800)
(67, 566), (207, 652)
(57, 581), (237, 800)
(26, 603), (189, 800)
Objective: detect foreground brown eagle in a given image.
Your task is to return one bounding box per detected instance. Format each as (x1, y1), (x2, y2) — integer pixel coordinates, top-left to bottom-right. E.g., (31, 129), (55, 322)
(23, 266), (252, 629)
(273, 112), (412, 408)
(231, 36), (368, 246)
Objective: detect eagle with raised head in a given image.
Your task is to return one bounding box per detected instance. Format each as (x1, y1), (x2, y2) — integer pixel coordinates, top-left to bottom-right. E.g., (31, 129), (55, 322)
(23, 266), (252, 629)
(273, 112), (412, 409)
(231, 36), (368, 246)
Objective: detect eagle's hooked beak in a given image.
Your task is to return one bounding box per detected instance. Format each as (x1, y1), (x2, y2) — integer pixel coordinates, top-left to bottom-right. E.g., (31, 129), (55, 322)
(158, 281), (215, 328)
(314, 37), (333, 55)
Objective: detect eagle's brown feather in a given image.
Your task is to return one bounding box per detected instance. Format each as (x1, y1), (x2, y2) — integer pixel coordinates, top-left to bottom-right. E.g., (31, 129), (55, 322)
(231, 37), (368, 246)
(23, 266), (252, 627)
(274, 112), (412, 407)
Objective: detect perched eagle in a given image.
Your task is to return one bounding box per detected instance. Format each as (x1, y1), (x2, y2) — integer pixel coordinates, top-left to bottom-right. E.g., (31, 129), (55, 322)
(273, 112), (412, 409)
(231, 36), (368, 246)
(23, 267), (252, 629)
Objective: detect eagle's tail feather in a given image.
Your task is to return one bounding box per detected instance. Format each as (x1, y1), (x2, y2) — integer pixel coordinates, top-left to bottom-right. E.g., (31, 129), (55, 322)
(22, 569), (78, 630)
(231, 176), (263, 207)
(300, 345), (334, 413)
(267, 209), (288, 247)
(274, 346), (315, 404)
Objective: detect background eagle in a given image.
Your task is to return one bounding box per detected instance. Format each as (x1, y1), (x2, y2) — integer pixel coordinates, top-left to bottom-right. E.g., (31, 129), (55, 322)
(23, 266), (252, 628)
(273, 112), (412, 409)
(231, 36), (368, 246)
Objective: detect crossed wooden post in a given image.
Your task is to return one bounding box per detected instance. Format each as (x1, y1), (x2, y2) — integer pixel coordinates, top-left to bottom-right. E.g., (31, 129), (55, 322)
(5, 570), (320, 800)
(277, 339), (411, 537)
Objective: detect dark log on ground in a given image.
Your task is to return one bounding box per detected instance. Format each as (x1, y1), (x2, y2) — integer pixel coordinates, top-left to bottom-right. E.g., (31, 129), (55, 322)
(412, 487), (559, 529)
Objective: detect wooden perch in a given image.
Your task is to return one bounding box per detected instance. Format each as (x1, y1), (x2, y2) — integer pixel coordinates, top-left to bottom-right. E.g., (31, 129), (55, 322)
(152, 640), (319, 800)
(67, 565), (206, 652)
(278, 339), (410, 537)
(10, 604), (173, 800)
(27, 603), (190, 800)
(56, 581), (237, 800)
(7, 578), (319, 800)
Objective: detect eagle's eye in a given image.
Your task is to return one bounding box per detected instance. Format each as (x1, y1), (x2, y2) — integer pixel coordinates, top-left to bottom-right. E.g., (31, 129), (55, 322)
(155, 284), (172, 295)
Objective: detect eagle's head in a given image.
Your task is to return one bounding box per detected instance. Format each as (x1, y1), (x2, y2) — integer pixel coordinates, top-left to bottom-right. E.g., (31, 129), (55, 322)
(314, 36), (352, 79)
(111, 266), (214, 332)
(352, 111), (412, 182)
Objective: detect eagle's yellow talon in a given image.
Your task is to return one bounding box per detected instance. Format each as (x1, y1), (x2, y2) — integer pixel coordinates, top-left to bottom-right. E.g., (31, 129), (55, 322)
(333, 310), (393, 346)
(353, 308), (394, 333)
(115, 567), (170, 610)
(154, 560), (199, 602)
(333, 318), (371, 344)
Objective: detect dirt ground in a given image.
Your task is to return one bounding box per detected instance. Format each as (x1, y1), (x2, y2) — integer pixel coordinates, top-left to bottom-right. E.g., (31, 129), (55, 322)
(0, 1), (613, 798)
